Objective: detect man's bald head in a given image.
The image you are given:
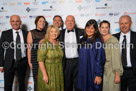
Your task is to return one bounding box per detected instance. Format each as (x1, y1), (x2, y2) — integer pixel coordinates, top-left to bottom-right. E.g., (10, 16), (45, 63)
(10, 15), (22, 30)
(65, 15), (75, 30)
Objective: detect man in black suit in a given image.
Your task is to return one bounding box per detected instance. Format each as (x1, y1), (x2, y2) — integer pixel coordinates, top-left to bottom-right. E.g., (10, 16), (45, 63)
(113, 15), (136, 91)
(53, 15), (64, 30)
(0, 15), (28, 91)
(59, 15), (84, 91)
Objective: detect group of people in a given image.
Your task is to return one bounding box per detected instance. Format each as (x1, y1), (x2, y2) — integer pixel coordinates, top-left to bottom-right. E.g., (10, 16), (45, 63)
(0, 14), (136, 91)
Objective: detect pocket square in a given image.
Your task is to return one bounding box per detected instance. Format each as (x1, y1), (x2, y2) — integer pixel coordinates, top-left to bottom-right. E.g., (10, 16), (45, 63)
(80, 36), (83, 39)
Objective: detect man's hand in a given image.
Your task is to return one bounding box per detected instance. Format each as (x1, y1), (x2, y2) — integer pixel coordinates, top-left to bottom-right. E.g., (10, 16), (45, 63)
(0, 68), (4, 72)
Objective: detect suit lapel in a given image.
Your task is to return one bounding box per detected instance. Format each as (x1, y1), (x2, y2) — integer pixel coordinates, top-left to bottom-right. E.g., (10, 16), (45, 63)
(60, 29), (66, 54)
(130, 31), (134, 55)
(116, 32), (121, 40)
(75, 28), (79, 44)
(62, 29), (66, 43)
(9, 29), (14, 52)
(9, 29), (13, 42)
(130, 31), (133, 44)
(22, 30), (26, 43)
(22, 30), (27, 43)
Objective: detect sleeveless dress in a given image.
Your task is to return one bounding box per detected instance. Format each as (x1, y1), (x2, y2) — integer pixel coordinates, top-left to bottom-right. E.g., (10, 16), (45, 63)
(37, 40), (64, 91)
(31, 29), (45, 76)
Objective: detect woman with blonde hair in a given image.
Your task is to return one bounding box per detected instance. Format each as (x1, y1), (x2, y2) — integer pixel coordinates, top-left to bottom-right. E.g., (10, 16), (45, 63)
(37, 25), (64, 91)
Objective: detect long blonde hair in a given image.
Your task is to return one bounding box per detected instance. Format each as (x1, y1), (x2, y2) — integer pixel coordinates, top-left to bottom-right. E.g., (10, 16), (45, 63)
(45, 25), (60, 40)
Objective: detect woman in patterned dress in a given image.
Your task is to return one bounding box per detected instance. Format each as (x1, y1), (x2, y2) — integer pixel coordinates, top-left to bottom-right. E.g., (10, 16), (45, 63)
(37, 25), (64, 91)
(27, 16), (47, 91)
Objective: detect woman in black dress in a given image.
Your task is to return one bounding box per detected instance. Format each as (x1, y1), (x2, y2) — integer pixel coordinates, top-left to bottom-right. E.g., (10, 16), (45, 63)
(27, 16), (47, 91)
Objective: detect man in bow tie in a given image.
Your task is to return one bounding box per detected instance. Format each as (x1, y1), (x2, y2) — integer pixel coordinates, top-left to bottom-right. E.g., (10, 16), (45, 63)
(59, 15), (84, 91)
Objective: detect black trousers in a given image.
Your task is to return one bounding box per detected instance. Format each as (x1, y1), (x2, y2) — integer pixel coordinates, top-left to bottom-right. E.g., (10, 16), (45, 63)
(64, 58), (79, 91)
(4, 58), (27, 91)
(121, 68), (136, 91)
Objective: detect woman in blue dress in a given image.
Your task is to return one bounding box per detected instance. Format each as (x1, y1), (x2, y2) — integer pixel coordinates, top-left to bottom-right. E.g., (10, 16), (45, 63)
(77, 19), (105, 91)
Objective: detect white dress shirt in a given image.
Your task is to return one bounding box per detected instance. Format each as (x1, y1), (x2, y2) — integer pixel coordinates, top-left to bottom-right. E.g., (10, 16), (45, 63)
(59, 27), (62, 30)
(65, 29), (78, 58)
(12, 29), (26, 60)
(119, 31), (132, 67)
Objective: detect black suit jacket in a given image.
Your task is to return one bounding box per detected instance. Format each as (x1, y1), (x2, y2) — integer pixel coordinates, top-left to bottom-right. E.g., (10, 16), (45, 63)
(113, 31), (136, 73)
(0, 29), (28, 70)
(59, 27), (84, 70)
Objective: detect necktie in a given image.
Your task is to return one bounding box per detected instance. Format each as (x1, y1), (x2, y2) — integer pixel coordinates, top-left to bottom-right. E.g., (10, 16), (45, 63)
(121, 35), (127, 67)
(67, 29), (74, 33)
(16, 31), (22, 60)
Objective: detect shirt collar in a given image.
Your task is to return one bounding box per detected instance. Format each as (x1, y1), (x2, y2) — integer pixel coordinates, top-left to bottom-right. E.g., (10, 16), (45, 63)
(121, 31), (130, 38)
(12, 29), (21, 33)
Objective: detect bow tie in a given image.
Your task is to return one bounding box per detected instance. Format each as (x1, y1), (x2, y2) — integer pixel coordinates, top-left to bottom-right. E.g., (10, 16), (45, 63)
(67, 29), (74, 33)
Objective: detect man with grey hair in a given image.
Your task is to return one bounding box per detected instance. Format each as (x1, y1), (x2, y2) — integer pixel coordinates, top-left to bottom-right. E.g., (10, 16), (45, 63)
(59, 15), (84, 91)
(0, 15), (28, 91)
(113, 15), (136, 91)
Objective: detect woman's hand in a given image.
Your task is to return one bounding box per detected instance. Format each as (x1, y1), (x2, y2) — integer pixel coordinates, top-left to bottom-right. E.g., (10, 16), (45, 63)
(43, 74), (48, 84)
(28, 62), (33, 70)
(94, 76), (102, 85)
(39, 62), (48, 84)
(114, 72), (120, 84)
